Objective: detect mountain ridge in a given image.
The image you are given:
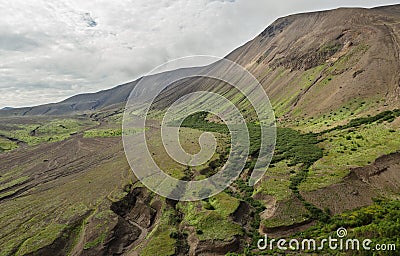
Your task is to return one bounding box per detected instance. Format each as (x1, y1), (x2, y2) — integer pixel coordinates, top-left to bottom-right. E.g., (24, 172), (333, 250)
(1, 4), (400, 255)
(2, 4), (400, 119)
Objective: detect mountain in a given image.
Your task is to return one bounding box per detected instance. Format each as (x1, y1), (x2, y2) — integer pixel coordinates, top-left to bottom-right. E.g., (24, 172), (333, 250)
(1, 5), (400, 119)
(1, 5), (400, 256)
(227, 5), (400, 119)
(0, 82), (135, 116)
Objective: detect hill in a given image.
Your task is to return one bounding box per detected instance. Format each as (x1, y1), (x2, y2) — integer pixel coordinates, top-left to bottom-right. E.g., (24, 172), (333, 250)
(1, 5), (400, 120)
(0, 5), (400, 256)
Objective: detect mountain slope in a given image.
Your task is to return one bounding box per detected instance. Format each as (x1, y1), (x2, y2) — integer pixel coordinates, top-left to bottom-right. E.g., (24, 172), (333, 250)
(1, 81), (136, 116)
(227, 5), (400, 119)
(2, 5), (400, 119)
(1, 5), (400, 256)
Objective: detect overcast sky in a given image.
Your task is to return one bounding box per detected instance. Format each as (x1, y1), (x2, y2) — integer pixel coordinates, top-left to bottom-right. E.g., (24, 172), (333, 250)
(0, 0), (398, 108)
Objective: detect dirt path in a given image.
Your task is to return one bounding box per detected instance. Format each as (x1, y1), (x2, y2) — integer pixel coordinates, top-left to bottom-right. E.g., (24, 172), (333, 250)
(128, 220), (148, 249)
(123, 209), (162, 256)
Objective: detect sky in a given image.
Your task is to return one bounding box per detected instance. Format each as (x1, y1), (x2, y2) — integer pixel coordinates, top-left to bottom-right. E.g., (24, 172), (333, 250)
(0, 0), (398, 108)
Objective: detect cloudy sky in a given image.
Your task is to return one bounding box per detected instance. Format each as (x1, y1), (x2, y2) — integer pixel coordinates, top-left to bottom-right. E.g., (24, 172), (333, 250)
(0, 0), (398, 108)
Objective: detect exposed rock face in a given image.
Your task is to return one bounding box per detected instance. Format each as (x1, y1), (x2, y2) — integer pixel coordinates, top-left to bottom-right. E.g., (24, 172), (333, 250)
(70, 187), (161, 256)
(194, 237), (240, 256)
(231, 201), (251, 225)
(101, 216), (142, 256)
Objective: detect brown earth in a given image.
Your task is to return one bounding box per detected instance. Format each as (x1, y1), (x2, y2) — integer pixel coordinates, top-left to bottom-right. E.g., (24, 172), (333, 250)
(257, 152), (400, 238)
(302, 151), (400, 215)
(2, 6), (400, 120)
(1, 4), (400, 256)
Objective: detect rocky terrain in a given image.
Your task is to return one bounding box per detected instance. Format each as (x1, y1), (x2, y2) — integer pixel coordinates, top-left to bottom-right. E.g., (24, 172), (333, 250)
(1, 4), (400, 256)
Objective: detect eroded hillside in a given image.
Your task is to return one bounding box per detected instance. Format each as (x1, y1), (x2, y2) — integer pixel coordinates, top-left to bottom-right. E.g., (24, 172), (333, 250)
(1, 4), (400, 256)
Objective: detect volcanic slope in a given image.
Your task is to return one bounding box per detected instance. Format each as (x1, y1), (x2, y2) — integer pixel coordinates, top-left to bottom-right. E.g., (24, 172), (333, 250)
(1, 5), (400, 122)
(1, 4), (400, 256)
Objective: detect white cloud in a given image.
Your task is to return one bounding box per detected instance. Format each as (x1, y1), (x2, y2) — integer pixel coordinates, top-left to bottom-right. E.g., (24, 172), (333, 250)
(0, 0), (398, 108)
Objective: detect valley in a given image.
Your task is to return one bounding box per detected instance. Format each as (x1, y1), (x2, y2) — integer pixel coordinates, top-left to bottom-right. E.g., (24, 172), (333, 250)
(1, 4), (400, 256)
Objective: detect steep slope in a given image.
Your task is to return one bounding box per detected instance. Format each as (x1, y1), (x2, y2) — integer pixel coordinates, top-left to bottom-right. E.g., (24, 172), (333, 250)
(2, 5), (400, 119)
(1, 5), (400, 256)
(227, 5), (400, 119)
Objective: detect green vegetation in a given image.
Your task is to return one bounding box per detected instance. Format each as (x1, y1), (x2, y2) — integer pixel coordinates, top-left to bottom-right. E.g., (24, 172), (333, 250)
(177, 192), (242, 241)
(140, 207), (178, 256)
(0, 137), (18, 151)
(320, 109), (400, 135)
(296, 199), (400, 255)
(272, 128), (322, 166)
(180, 111), (262, 156)
(1, 88), (398, 256)
(303, 110), (400, 191)
(259, 127), (328, 224)
(194, 211), (242, 241)
(276, 43), (371, 120)
(0, 189), (19, 200)
(261, 198), (309, 229)
(146, 125), (227, 180)
(83, 127), (144, 138)
(181, 110), (328, 227)
(15, 223), (68, 255)
(232, 178), (266, 247)
(83, 233), (107, 250)
(255, 169), (291, 201)
(208, 192), (240, 216)
(180, 111), (270, 243)
(84, 128), (122, 138)
(0, 118), (95, 146)
(0, 176), (29, 192)
(319, 41), (342, 55)
(272, 64), (326, 117)
(149, 107), (399, 255)
(180, 111), (228, 134)
(141, 228), (176, 256)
